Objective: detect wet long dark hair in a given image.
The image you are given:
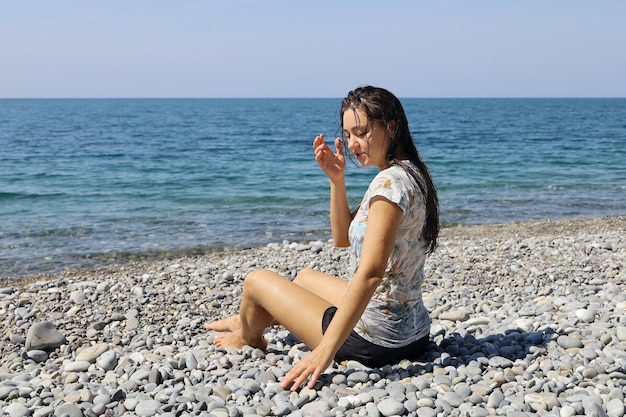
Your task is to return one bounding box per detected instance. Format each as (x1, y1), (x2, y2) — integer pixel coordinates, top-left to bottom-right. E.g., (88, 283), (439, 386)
(340, 86), (439, 253)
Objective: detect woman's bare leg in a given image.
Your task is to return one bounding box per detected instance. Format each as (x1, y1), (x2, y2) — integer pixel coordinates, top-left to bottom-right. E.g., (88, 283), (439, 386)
(292, 268), (348, 306)
(204, 268), (347, 332)
(210, 269), (338, 350)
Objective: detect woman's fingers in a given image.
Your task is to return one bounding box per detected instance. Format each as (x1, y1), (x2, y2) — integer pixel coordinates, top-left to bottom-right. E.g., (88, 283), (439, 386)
(313, 134), (346, 183)
(291, 372), (310, 391)
(313, 133), (325, 149)
(314, 139), (333, 164)
(281, 345), (335, 391)
(283, 362), (317, 392)
(334, 137), (343, 157)
(281, 365), (303, 390)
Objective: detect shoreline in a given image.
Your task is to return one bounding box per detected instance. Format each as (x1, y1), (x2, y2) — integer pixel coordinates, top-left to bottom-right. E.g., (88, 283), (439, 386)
(2, 215), (624, 288)
(1, 215), (625, 416)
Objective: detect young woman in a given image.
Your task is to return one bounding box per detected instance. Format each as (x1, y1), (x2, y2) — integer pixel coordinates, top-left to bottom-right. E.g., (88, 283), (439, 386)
(204, 86), (439, 391)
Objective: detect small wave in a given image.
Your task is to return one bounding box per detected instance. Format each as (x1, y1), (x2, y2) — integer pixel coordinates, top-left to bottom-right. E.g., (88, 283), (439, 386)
(0, 192), (22, 200)
(15, 226), (94, 239)
(0, 191), (65, 200)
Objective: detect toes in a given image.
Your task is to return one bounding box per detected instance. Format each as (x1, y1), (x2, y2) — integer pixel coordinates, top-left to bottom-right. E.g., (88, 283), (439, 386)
(214, 334), (224, 348)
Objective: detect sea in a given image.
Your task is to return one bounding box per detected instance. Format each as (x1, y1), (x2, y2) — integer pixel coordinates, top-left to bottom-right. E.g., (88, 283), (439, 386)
(1, 98), (625, 279)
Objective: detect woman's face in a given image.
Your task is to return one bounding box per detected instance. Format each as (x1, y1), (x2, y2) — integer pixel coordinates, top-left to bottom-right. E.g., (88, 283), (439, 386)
(342, 107), (390, 170)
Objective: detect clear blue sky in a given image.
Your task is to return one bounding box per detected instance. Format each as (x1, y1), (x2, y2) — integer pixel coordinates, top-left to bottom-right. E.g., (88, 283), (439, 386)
(2, 0), (625, 98)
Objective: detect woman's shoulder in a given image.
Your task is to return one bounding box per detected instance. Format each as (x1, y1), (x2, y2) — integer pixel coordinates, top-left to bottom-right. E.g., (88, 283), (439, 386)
(375, 161), (422, 185)
(364, 162), (422, 210)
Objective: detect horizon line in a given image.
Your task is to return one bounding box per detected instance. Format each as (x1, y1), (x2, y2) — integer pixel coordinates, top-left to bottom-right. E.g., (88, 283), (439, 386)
(2, 96), (625, 100)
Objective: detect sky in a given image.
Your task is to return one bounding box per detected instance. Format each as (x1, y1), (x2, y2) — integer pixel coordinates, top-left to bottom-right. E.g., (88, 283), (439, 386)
(1, 0), (625, 98)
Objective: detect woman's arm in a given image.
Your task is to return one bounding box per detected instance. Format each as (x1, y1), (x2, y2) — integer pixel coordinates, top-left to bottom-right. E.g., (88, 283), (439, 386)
(281, 195), (402, 390)
(328, 179), (351, 247)
(313, 134), (352, 247)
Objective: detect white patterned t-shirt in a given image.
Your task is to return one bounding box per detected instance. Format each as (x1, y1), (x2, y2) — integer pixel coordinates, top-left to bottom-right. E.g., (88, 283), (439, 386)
(348, 161), (430, 348)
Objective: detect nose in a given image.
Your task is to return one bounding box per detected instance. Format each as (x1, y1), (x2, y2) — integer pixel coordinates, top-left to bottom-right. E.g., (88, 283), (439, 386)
(347, 136), (358, 153)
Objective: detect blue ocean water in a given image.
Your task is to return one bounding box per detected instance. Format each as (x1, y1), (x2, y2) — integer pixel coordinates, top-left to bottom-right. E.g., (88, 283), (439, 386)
(1, 98), (625, 278)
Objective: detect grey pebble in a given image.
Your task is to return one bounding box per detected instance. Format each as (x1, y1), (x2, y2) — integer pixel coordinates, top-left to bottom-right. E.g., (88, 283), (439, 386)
(8, 334), (26, 345)
(25, 321), (67, 351)
(487, 389), (505, 408)
(488, 356), (513, 368)
(575, 308), (595, 323)
(616, 326), (626, 342)
(64, 360), (91, 372)
(185, 349), (199, 369)
(557, 335), (584, 349)
(0, 386), (17, 400)
(26, 349), (48, 362)
(606, 398), (625, 417)
(416, 407), (438, 417)
(440, 391), (464, 407)
(5, 403), (30, 417)
(438, 309), (470, 322)
(33, 406), (54, 417)
(301, 400), (329, 415)
(404, 399), (418, 413)
(136, 400), (164, 416)
(53, 403), (83, 417)
(469, 407), (490, 417)
(96, 350), (118, 370)
(331, 374), (347, 384)
(377, 398), (405, 416)
(582, 396), (608, 417)
(347, 370), (369, 383)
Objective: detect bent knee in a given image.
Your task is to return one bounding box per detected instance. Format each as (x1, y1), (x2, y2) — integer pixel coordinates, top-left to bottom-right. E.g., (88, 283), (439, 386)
(244, 269), (267, 287)
(294, 268), (316, 285)
(243, 269), (285, 291)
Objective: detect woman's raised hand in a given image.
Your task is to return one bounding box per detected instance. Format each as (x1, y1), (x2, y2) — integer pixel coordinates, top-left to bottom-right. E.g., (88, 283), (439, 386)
(313, 134), (346, 183)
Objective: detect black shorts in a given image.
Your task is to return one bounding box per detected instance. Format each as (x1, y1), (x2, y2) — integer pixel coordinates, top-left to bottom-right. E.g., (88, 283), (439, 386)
(321, 306), (429, 368)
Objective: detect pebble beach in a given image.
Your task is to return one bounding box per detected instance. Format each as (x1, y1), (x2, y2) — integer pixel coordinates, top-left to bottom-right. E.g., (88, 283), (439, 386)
(1, 216), (625, 417)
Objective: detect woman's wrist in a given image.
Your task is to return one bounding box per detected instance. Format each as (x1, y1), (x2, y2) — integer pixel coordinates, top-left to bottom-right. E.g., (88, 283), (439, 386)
(329, 176), (346, 187)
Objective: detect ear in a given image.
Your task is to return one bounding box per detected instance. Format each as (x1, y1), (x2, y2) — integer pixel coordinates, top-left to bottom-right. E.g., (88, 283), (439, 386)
(387, 121), (396, 136)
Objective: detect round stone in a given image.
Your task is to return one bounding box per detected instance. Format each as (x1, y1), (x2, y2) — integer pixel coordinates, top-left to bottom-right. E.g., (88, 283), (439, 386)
(575, 309), (595, 323)
(377, 398), (405, 416)
(26, 321), (67, 351)
(616, 326), (626, 342)
(557, 335), (583, 349)
(26, 349), (48, 362)
(75, 343), (109, 362)
(606, 398), (625, 417)
(4, 403), (29, 417)
(64, 361), (91, 372)
(53, 403), (83, 417)
(135, 399), (162, 417)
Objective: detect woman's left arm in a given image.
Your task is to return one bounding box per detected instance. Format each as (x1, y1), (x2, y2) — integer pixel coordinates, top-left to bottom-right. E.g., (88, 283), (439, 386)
(281, 195), (402, 390)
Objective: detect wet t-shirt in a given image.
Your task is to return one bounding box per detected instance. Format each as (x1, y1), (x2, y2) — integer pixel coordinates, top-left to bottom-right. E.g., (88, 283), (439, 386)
(348, 161), (430, 348)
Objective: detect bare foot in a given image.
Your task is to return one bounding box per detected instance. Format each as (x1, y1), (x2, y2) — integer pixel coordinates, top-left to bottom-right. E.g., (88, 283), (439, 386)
(214, 330), (268, 350)
(203, 315), (241, 332)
